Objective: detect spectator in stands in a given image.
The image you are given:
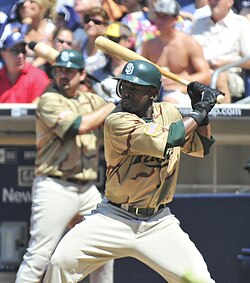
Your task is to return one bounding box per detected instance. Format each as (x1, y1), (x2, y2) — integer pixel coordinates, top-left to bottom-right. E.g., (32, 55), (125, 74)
(0, 11), (8, 68)
(0, 32), (50, 103)
(41, 26), (75, 78)
(120, 0), (159, 54)
(22, 0), (56, 67)
(5, 0), (31, 36)
(102, 0), (127, 21)
(53, 26), (74, 52)
(141, 0), (211, 105)
(100, 21), (135, 103)
(233, 0), (250, 20)
(80, 7), (110, 95)
(191, 0), (250, 103)
(175, 0), (211, 33)
(54, 4), (85, 49)
(74, 0), (102, 48)
(0, 11), (8, 38)
(104, 22), (135, 76)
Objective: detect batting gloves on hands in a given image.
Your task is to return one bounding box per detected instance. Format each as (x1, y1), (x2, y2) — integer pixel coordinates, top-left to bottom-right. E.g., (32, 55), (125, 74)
(187, 82), (224, 126)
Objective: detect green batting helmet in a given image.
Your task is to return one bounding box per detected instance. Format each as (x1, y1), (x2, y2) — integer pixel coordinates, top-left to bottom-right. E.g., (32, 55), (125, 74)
(52, 49), (85, 70)
(118, 60), (162, 90)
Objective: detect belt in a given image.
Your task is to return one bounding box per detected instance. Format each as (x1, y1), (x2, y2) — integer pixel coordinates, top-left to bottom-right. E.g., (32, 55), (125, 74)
(48, 175), (89, 186)
(109, 201), (166, 217)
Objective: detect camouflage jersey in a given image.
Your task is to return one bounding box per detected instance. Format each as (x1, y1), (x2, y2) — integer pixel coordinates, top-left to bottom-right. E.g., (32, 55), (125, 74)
(104, 102), (211, 207)
(35, 86), (106, 180)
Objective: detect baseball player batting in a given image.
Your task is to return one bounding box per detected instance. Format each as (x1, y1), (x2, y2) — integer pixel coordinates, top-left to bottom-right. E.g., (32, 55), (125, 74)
(43, 60), (224, 283)
(15, 50), (115, 283)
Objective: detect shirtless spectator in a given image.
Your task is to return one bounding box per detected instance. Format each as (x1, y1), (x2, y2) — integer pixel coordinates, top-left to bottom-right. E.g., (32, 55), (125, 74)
(141, 0), (211, 105)
(191, 0), (250, 103)
(0, 32), (50, 103)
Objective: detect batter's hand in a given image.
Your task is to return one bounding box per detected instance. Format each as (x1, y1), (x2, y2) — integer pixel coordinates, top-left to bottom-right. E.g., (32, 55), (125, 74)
(187, 82), (208, 108)
(187, 82), (224, 126)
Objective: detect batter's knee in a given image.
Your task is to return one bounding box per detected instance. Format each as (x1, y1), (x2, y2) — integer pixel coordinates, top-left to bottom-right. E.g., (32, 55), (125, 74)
(181, 270), (215, 283)
(49, 249), (76, 273)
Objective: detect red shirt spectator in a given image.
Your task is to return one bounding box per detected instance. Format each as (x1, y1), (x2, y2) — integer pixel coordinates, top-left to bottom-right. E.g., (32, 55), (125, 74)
(0, 31), (50, 103)
(0, 62), (50, 103)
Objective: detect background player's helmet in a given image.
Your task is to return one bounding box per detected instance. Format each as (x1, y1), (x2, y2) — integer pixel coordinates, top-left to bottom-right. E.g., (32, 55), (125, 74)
(117, 60), (162, 90)
(52, 49), (85, 70)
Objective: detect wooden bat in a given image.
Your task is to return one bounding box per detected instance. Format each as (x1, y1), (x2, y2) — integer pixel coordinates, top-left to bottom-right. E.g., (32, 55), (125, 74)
(27, 41), (101, 83)
(28, 41), (59, 64)
(95, 36), (224, 104)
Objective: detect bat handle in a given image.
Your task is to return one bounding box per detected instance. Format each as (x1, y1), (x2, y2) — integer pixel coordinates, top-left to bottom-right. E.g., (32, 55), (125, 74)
(216, 94), (224, 104)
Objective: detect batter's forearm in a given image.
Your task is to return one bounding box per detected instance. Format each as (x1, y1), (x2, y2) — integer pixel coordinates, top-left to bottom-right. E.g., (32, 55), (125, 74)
(182, 116), (211, 140)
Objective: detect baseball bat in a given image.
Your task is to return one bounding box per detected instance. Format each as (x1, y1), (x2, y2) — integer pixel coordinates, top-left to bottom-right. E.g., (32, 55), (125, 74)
(27, 41), (101, 83)
(28, 41), (59, 64)
(95, 36), (224, 104)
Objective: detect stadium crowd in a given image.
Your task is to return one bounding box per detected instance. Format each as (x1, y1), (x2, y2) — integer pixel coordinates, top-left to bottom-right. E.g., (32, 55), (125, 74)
(0, 0), (250, 104)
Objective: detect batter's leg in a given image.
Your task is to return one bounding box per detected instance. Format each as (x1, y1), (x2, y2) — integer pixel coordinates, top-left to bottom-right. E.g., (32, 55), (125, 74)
(42, 204), (141, 283)
(133, 211), (215, 283)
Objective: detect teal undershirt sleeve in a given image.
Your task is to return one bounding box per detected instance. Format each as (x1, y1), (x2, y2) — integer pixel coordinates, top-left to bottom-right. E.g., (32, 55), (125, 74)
(66, 116), (82, 137)
(165, 120), (215, 155)
(166, 120), (186, 148)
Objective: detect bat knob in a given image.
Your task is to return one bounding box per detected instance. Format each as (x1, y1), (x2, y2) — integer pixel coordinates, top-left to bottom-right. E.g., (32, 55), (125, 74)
(28, 41), (37, 50)
(216, 94), (224, 104)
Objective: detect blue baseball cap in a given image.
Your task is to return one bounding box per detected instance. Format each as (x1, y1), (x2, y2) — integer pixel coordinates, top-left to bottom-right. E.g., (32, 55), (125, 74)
(1, 32), (26, 50)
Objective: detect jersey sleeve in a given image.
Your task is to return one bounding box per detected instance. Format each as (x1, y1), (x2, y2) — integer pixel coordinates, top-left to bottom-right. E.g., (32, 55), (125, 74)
(36, 92), (80, 139)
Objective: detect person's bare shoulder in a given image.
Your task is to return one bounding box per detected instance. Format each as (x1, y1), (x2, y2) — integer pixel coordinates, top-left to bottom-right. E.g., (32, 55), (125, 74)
(178, 30), (204, 53)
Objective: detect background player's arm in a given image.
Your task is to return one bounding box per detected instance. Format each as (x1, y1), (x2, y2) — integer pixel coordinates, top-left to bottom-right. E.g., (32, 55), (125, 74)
(78, 102), (116, 134)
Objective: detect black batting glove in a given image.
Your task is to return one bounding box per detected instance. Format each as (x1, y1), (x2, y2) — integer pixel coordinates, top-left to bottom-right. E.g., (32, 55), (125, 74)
(187, 83), (224, 126)
(187, 82), (210, 126)
(187, 82), (208, 107)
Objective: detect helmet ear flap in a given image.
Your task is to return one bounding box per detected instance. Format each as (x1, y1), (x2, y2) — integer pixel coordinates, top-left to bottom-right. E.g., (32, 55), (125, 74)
(51, 68), (56, 79)
(116, 80), (122, 97)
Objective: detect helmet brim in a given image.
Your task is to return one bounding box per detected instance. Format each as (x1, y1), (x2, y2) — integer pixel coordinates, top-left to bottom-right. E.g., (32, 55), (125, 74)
(52, 62), (83, 70)
(114, 74), (155, 87)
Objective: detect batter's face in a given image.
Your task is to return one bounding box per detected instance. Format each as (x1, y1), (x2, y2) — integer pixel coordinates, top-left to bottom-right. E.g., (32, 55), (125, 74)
(119, 81), (157, 117)
(53, 67), (86, 98)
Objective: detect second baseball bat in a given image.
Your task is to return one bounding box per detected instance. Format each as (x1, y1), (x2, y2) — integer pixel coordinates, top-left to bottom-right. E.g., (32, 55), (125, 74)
(95, 36), (224, 104)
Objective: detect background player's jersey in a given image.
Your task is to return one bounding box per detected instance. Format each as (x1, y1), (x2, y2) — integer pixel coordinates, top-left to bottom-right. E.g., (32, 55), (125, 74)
(35, 87), (106, 180)
(104, 102), (205, 207)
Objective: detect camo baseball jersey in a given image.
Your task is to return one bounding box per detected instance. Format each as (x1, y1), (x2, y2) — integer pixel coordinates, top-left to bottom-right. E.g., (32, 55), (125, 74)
(35, 86), (106, 180)
(104, 102), (205, 207)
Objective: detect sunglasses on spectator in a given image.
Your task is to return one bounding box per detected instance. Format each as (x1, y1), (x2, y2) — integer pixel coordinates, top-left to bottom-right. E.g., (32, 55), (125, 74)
(9, 47), (27, 55)
(84, 16), (105, 25)
(56, 38), (72, 46)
